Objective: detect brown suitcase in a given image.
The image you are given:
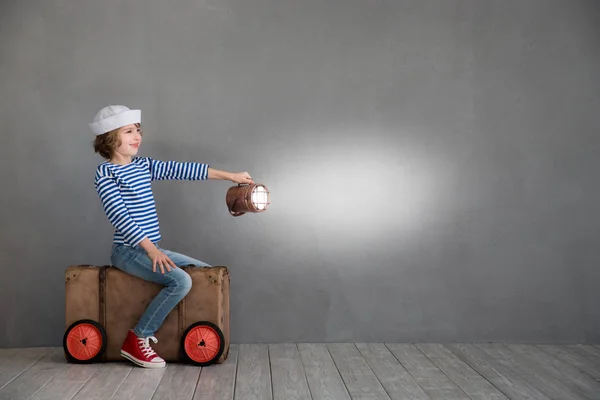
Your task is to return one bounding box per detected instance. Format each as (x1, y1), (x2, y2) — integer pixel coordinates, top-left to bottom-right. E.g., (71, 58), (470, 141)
(63, 264), (230, 366)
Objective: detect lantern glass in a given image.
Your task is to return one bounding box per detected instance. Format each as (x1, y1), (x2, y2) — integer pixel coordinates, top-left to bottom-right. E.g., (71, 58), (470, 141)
(251, 185), (269, 210)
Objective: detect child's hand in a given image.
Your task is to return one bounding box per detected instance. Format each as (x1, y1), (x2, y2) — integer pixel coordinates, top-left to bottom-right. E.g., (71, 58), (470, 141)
(148, 248), (177, 274)
(231, 172), (254, 185)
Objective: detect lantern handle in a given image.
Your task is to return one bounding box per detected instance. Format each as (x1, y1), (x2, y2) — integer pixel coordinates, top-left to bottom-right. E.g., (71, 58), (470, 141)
(234, 184), (245, 216)
(227, 183), (248, 216)
(229, 209), (245, 217)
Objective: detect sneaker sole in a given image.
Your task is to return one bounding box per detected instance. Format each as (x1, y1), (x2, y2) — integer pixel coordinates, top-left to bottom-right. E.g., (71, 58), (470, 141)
(120, 350), (166, 368)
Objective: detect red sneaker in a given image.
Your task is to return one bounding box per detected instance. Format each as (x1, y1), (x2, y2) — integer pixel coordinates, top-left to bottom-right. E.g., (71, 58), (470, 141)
(120, 330), (166, 368)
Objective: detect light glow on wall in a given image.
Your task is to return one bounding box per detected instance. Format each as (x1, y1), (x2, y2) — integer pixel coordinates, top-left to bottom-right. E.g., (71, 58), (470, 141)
(271, 133), (446, 239)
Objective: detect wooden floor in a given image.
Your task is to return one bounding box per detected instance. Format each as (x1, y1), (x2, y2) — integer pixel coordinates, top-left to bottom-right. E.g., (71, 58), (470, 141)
(1, 343), (600, 400)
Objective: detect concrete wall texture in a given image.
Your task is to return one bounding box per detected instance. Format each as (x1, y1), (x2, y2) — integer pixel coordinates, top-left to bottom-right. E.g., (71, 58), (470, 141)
(1, 0), (600, 347)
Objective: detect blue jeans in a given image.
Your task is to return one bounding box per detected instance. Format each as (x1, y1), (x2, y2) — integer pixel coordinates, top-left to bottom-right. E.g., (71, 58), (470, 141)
(110, 243), (211, 338)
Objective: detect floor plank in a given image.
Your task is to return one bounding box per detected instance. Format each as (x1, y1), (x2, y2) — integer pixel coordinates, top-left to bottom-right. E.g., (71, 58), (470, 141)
(30, 363), (101, 400)
(0, 347), (49, 390)
(234, 344), (272, 400)
(111, 365), (166, 400)
(193, 344), (238, 400)
(269, 343), (311, 400)
(385, 344), (469, 400)
(355, 343), (430, 400)
(506, 344), (600, 400)
(2, 343), (599, 400)
(446, 343), (551, 400)
(416, 344), (507, 400)
(151, 364), (201, 400)
(297, 343), (350, 400)
(537, 345), (600, 381)
(0, 349), (20, 358)
(0, 348), (65, 400)
(71, 363), (133, 400)
(567, 344), (600, 362)
(476, 343), (588, 400)
(327, 343), (390, 400)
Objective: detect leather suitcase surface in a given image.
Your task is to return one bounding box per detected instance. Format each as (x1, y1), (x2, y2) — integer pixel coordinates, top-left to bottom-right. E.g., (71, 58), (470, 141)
(65, 264), (230, 363)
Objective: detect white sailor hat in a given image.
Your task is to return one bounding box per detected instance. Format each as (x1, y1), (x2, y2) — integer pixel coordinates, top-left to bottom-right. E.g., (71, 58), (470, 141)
(89, 105), (141, 136)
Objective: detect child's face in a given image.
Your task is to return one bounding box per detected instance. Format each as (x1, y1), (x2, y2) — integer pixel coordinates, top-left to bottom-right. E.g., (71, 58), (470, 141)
(114, 124), (142, 158)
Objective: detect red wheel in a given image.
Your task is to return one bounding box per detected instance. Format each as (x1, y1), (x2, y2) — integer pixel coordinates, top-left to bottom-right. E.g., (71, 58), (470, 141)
(181, 321), (225, 366)
(63, 319), (106, 363)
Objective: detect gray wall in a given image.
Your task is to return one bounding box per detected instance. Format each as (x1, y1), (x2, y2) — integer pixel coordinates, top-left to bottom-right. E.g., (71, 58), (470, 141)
(1, 0), (599, 348)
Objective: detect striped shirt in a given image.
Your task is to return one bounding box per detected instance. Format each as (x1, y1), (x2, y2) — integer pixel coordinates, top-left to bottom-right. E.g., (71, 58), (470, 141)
(94, 157), (209, 246)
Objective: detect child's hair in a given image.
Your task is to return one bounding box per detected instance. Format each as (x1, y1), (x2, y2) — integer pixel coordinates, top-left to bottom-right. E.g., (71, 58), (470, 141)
(94, 123), (142, 159)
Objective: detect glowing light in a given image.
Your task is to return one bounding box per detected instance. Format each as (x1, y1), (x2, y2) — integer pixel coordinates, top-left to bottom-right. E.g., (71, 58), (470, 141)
(226, 183), (271, 217)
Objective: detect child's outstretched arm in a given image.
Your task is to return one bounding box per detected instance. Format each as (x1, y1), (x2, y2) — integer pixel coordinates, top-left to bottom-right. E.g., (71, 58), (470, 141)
(147, 157), (253, 184)
(208, 168), (253, 184)
(147, 158), (209, 181)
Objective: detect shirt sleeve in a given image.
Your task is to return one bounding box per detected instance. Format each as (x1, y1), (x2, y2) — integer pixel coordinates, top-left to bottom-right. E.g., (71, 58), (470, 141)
(95, 171), (146, 247)
(146, 157), (210, 181)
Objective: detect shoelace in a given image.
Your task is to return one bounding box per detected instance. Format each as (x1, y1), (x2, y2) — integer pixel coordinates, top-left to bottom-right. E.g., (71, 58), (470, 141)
(138, 336), (158, 357)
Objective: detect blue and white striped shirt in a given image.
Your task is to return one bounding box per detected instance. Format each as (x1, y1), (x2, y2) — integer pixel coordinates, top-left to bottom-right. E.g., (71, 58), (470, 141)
(94, 157), (209, 246)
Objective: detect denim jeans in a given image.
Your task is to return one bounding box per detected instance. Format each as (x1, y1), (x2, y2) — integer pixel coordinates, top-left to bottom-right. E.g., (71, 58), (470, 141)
(110, 243), (211, 338)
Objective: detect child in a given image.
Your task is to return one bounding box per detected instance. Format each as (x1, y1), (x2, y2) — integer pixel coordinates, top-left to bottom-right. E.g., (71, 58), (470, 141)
(89, 105), (253, 368)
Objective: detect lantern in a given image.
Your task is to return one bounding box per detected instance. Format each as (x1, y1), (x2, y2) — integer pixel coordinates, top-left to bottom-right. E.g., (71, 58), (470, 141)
(226, 183), (270, 217)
